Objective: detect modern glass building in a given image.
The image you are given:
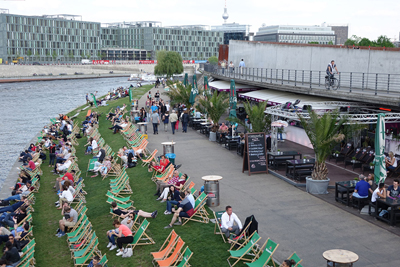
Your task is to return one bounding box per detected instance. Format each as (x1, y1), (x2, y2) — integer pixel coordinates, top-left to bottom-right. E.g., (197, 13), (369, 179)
(254, 25), (336, 45)
(0, 10), (101, 63)
(211, 23), (250, 45)
(101, 22), (224, 60)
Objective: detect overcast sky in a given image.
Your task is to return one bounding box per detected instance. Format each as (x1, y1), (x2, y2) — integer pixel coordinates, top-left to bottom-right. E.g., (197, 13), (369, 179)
(2, 0), (399, 41)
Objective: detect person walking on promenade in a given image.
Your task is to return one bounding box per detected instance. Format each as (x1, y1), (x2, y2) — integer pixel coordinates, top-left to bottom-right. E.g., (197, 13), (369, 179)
(169, 110), (178, 135)
(151, 110), (160, 135)
(239, 59), (245, 76)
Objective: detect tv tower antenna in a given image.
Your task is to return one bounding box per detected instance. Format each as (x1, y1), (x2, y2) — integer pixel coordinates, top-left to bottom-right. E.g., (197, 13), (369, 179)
(222, 0), (229, 23)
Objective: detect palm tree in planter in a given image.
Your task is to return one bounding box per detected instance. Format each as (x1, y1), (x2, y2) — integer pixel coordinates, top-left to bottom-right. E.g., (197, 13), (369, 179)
(230, 100), (271, 133)
(298, 109), (348, 194)
(163, 80), (202, 110)
(197, 90), (230, 141)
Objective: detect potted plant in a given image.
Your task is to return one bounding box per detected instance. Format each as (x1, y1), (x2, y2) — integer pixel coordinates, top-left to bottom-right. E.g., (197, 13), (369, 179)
(335, 150), (340, 157)
(197, 90), (229, 142)
(303, 156), (307, 163)
(299, 109), (348, 194)
(351, 156), (357, 163)
(369, 162), (374, 169)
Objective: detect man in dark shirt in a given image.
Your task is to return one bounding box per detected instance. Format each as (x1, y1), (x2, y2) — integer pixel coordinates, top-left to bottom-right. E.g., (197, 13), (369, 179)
(386, 179), (400, 197)
(1, 241), (20, 265)
(1, 206), (27, 228)
(0, 197), (29, 222)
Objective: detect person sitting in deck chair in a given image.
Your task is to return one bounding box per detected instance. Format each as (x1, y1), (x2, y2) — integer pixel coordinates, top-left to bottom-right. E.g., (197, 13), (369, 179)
(220, 206), (242, 239)
(111, 202), (157, 220)
(164, 190), (195, 228)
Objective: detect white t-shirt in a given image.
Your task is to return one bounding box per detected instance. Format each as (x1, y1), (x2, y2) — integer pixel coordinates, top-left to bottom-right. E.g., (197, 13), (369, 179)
(92, 140), (98, 150)
(59, 160), (72, 171)
(60, 189), (73, 202)
(371, 188), (384, 202)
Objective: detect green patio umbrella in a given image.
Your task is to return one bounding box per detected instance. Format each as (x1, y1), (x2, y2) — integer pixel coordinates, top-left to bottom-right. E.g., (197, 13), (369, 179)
(90, 93), (98, 108)
(204, 76), (211, 96)
(183, 73), (188, 87)
(129, 88), (133, 102)
(374, 113), (386, 184)
(229, 79), (237, 118)
(189, 74), (198, 104)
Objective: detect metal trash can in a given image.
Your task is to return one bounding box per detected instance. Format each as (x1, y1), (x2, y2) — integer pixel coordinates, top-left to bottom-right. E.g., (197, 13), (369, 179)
(202, 175), (223, 207)
(165, 153), (175, 165)
(138, 122), (147, 133)
(162, 142), (175, 155)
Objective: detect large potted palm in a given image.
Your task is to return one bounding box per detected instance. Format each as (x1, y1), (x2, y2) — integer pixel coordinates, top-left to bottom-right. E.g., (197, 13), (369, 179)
(197, 91), (230, 141)
(230, 100), (271, 133)
(298, 109), (347, 194)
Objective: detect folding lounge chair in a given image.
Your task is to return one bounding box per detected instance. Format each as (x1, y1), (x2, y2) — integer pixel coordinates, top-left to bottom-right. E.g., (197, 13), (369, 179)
(151, 230), (178, 262)
(213, 210), (227, 243)
(142, 149), (158, 167)
(279, 252), (303, 267)
(227, 231), (262, 267)
(155, 237), (185, 267)
(127, 219), (155, 249)
(245, 238), (279, 267)
(182, 192), (209, 225)
(172, 246), (193, 267)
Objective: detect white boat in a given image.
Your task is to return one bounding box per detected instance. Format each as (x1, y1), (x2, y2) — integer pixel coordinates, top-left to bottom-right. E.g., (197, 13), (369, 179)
(128, 73), (156, 82)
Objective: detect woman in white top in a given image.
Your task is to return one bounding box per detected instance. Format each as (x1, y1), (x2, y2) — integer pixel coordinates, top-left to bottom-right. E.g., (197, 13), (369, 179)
(84, 137), (98, 154)
(58, 184), (74, 209)
(371, 183), (386, 203)
(385, 151), (397, 173)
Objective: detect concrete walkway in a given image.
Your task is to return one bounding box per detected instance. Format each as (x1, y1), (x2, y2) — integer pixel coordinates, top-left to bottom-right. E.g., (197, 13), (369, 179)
(139, 88), (398, 266)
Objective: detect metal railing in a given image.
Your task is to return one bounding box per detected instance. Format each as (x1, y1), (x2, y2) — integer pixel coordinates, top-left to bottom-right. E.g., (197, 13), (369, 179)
(202, 64), (400, 96)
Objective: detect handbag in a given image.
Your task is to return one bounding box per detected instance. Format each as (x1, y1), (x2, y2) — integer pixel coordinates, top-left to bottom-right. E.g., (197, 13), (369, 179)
(122, 248), (133, 258)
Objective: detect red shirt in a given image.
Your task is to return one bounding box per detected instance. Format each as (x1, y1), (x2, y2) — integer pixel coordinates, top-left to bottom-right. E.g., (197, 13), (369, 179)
(28, 160), (36, 170)
(160, 158), (170, 169)
(62, 172), (74, 184)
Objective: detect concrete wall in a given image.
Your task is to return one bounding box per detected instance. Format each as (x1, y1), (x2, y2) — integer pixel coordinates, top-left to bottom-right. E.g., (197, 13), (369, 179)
(228, 41), (400, 74)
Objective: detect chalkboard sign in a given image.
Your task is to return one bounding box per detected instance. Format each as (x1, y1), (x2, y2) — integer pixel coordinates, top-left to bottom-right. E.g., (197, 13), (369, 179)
(242, 133), (268, 176)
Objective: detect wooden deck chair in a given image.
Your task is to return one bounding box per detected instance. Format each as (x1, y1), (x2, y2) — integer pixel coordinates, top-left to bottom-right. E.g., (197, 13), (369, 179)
(16, 250), (35, 267)
(127, 219), (155, 250)
(227, 232), (262, 267)
(18, 238), (35, 260)
(245, 238), (279, 267)
(110, 176), (132, 195)
(279, 252), (303, 267)
(99, 254), (108, 267)
(67, 216), (90, 240)
(142, 149), (158, 167)
(155, 237), (185, 267)
(182, 192), (209, 225)
(213, 210), (227, 243)
(151, 230), (178, 261)
(69, 206), (88, 232)
(172, 246), (193, 267)
(74, 240), (101, 267)
(17, 213), (33, 228)
(103, 161), (122, 179)
(153, 165), (174, 183)
(67, 220), (92, 246)
(72, 232), (98, 259)
(69, 229), (94, 252)
(106, 191), (134, 205)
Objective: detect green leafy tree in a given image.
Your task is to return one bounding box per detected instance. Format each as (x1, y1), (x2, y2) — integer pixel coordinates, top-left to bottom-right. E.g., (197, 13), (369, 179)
(328, 40), (334, 45)
(197, 91), (230, 132)
(164, 81), (197, 109)
(147, 52), (152, 60)
(154, 51), (183, 78)
(208, 56), (218, 65)
(308, 42), (319, 44)
(26, 49), (32, 61)
(86, 52), (91, 59)
(375, 35), (394, 48)
(359, 38), (372, 47)
(231, 101), (271, 133)
(52, 51), (57, 61)
(298, 109), (348, 180)
(344, 35), (362, 46)
(69, 51), (74, 61)
(46, 51), (51, 59)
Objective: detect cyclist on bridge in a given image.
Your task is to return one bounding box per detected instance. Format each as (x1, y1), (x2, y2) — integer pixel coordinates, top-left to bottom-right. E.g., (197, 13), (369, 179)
(326, 60), (339, 79)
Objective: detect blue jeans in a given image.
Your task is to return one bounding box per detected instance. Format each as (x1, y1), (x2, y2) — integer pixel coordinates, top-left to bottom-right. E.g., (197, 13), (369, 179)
(166, 200), (179, 212)
(3, 213), (16, 228)
(3, 195), (21, 202)
(107, 230), (117, 245)
(171, 122), (176, 134)
(182, 122), (188, 132)
(152, 123), (158, 134)
(0, 206), (14, 214)
(86, 146), (93, 153)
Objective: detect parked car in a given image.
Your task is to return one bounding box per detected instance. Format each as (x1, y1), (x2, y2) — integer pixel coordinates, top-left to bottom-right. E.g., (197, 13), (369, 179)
(32, 62), (41, 65)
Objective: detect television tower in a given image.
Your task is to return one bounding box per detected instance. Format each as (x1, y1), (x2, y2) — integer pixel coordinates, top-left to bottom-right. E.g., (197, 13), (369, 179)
(222, 0), (229, 23)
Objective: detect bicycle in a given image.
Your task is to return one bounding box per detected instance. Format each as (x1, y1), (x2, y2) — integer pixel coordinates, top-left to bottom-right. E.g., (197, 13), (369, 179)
(325, 74), (339, 90)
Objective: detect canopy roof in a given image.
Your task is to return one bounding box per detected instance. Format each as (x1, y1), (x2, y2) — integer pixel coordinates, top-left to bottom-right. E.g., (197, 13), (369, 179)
(209, 80), (259, 92)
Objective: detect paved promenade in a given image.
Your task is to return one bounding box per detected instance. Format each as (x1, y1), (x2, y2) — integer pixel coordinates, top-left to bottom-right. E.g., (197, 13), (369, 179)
(138, 88), (398, 266)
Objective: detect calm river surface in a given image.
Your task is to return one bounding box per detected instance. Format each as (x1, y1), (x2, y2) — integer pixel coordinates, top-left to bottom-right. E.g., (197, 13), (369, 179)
(0, 77), (136, 189)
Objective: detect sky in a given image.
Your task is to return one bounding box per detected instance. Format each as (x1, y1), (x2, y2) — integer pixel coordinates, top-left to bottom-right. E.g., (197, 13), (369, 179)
(1, 0), (399, 41)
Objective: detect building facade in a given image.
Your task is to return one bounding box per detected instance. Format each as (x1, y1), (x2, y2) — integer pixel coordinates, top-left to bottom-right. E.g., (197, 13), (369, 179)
(330, 25), (349, 45)
(211, 23), (249, 45)
(254, 25), (336, 45)
(101, 22), (224, 60)
(0, 11), (101, 63)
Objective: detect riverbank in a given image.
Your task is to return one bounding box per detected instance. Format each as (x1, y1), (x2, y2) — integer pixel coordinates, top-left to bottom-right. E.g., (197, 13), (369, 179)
(0, 73), (130, 83)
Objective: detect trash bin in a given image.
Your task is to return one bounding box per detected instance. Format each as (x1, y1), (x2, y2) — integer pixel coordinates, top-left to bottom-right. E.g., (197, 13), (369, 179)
(138, 122), (147, 133)
(202, 175), (223, 207)
(165, 153), (175, 165)
(162, 142), (175, 155)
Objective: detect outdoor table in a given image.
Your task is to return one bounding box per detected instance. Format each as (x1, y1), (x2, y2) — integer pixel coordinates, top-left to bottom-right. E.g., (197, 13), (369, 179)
(161, 141), (176, 155)
(344, 159), (362, 170)
(200, 122), (211, 134)
(225, 136), (240, 150)
(202, 175), (223, 207)
(335, 180), (356, 206)
(323, 249), (359, 266)
(267, 151), (302, 170)
(285, 159), (315, 181)
(375, 196), (400, 226)
(137, 122), (147, 133)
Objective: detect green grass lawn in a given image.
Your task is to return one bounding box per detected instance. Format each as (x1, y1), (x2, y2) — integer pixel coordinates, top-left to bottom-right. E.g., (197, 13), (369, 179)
(32, 84), (231, 267)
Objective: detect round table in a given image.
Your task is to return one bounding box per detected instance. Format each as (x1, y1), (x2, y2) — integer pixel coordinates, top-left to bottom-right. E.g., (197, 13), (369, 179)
(161, 141), (176, 155)
(137, 122), (147, 133)
(202, 175), (223, 207)
(323, 249), (359, 266)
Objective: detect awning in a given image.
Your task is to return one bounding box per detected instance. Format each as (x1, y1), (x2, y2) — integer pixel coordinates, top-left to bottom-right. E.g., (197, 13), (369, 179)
(209, 80), (259, 92)
(238, 89), (334, 109)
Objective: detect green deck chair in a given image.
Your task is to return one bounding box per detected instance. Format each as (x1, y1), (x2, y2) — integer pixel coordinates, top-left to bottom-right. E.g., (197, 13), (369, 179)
(246, 238), (279, 267)
(106, 191), (133, 204)
(173, 246), (193, 267)
(227, 232), (261, 267)
(17, 250), (35, 267)
(283, 252), (302, 267)
(213, 210), (227, 243)
(87, 158), (99, 176)
(74, 239), (99, 266)
(66, 215), (89, 239)
(72, 232), (97, 259)
(127, 219), (154, 249)
(99, 254), (108, 267)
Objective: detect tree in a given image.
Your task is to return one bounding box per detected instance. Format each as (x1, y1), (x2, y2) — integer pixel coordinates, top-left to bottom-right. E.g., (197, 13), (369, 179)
(52, 51), (57, 61)
(86, 52), (91, 59)
(328, 40), (334, 45)
(358, 38), (372, 47)
(97, 51), (101, 59)
(26, 49), (32, 61)
(154, 51), (183, 78)
(344, 35), (361, 46)
(197, 91), (230, 132)
(231, 101), (271, 133)
(34, 51), (40, 60)
(375, 35), (394, 48)
(208, 56), (218, 65)
(164, 80), (196, 109)
(308, 42), (319, 44)
(298, 109), (348, 180)
(69, 51), (74, 61)
(147, 52), (152, 60)
(46, 51), (51, 59)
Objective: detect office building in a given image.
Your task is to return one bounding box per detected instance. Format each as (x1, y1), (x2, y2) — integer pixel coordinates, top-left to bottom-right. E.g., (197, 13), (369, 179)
(101, 21), (223, 60)
(330, 25), (349, 45)
(0, 9), (101, 63)
(254, 24), (336, 45)
(211, 23), (250, 45)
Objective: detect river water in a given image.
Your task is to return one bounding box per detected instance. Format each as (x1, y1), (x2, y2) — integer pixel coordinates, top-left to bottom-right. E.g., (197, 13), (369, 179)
(0, 77), (136, 189)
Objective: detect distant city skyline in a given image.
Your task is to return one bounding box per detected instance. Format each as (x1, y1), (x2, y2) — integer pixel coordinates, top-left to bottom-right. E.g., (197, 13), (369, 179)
(1, 0), (398, 41)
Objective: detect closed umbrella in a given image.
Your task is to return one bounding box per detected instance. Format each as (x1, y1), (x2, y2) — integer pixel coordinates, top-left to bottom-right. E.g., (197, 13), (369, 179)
(189, 74), (198, 105)
(374, 113), (386, 184)
(204, 76), (211, 96)
(90, 93), (98, 108)
(229, 79), (237, 118)
(183, 73), (188, 87)
(129, 88), (133, 102)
